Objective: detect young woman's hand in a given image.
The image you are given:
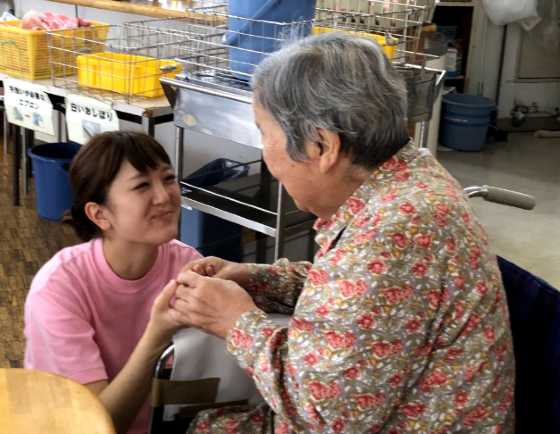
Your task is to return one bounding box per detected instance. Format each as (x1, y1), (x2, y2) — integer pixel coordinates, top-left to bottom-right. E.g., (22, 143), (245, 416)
(182, 257), (252, 288)
(146, 279), (184, 343)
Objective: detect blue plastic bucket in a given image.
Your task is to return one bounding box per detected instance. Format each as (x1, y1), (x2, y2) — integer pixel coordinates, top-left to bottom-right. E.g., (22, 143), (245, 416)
(27, 142), (81, 221)
(439, 93), (495, 152)
(226, 0), (316, 78)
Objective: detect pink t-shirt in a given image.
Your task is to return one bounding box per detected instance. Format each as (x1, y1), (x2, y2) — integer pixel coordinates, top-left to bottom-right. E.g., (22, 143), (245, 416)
(24, 238), (201, 434)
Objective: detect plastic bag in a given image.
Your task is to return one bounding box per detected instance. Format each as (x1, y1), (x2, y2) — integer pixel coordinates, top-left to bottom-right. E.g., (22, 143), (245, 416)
(527, 0), (560, 53)
(482, 0), (541, 29)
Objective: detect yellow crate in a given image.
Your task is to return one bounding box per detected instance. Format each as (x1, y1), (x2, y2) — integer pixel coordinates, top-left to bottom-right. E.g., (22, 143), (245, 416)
(312, 26), (397, 60)
(0, 20), (109, 80)
(76, 52), (182, 98)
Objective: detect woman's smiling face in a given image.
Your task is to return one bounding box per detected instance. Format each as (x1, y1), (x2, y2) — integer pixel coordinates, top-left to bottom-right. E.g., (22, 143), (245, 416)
(101, 160), (181, 245)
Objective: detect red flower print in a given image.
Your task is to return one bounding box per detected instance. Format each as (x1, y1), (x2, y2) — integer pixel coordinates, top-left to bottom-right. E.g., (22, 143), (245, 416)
(416, 181), (428, 189)
(250, 412), (264, 424)
(354, 215), (371, 228)
(445, 347), (464, 362)
(395, 170), (411, 182)
(308, 268), (329, 285)
(355, 392), (385, 409)
(315, 305), (329, 317)
(382, 190), (398, 202)
(464, 313), (481, 334)
(399, 202), (416, 214)
(411, 261), (428, 277)
(436, 203), (450, 215)
(195, 420), (210, 431)
(331, 418), (346, 433)
(313, 218), (332, 231)
(304, 352), (319, 366)
(388, 373), (402, 387)
(405, 318), (421, 333)
(372, 340), (402, 358)
(329, 248), (346, 265)
(484, 325), (495, 343)
(420, 370), (448, 392)
(414, 342), (432, 356)
(401, 402), (426, 418)
(275, 421), (290, 434)
(357, 313), (376, 329)
(368, 259), (386, 274)
(348, 197), (366, 214)
(381, 156), (400, 171)
(261, 327), (274, 337)
(304, 403), (323, 424)
(392, 233), (408, 248)
(455, 390), (469, 408)
(415, 234), (432, 248)
(464, 406), (490, 428)
(356, 229), (378, 243)
(383, 286), (412, 305)
(291, 317), (314, 332)
(309, 381), (329, 400)
(427, 290), (444, 309)
(344, 367), (360, 380)
(230, 329), (253, 348)
(339, 280), (356, 298)
(446, 237), (456, 251)
(453, 275), (465, 289)
(462, 212), (471, 224)
(476, 281), (488, 296)
(326, 331), (356, 349)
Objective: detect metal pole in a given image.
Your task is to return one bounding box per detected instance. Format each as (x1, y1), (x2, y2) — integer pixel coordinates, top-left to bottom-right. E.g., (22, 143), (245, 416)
(273, 183), (287, 261)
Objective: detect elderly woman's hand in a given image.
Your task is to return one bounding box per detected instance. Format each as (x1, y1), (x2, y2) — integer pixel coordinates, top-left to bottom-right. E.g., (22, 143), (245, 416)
(181, 257), (252, 288)
(172, 271), (258, 338)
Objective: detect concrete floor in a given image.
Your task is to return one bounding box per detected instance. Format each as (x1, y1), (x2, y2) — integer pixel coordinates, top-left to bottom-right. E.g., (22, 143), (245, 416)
(438, 132), (560, 288)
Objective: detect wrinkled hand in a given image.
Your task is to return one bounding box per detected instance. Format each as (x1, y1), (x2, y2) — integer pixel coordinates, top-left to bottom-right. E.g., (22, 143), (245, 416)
(181, 256), (252, 288)
(171, 270), (257, 338)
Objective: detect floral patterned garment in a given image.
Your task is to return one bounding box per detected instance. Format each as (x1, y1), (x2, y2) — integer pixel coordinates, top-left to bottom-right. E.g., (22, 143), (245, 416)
(188, 142), (515, 434)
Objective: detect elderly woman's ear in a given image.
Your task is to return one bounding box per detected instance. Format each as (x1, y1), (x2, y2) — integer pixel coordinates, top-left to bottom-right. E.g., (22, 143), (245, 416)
(305, 128), (341, 174)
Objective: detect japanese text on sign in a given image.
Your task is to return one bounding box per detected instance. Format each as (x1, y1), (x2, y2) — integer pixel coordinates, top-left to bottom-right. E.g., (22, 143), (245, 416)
(66, 94), (119, 145)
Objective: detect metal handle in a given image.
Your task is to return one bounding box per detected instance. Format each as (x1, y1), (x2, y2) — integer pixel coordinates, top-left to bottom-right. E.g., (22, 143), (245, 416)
(159, 77), (253, 104)
(464, 185), (536, 210)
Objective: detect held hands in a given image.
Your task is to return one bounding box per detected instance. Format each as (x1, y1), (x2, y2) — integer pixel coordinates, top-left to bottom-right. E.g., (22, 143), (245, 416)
(181, 256), (252, 288)
(170, 270), (258, 339)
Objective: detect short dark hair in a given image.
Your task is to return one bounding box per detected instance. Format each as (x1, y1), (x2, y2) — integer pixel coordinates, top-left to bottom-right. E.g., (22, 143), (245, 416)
(66, 131), (171, 241)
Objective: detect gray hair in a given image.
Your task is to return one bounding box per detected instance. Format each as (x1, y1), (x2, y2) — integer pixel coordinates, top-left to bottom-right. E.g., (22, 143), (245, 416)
(252, 32), (409, 168)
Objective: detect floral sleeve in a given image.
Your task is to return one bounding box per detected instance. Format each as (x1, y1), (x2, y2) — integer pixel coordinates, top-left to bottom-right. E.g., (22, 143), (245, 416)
(245, 259), (312, 313)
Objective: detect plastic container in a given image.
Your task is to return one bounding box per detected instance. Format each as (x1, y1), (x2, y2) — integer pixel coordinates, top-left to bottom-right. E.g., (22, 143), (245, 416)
(27, 142), (81, 221)
(439, 93), (495, 151)
(226, 0), (317, 78)
(76, 52), (181, 98)
(0, 20), (109, 80)
(312, 26), (396, 59)
(181, 159), (249, 261)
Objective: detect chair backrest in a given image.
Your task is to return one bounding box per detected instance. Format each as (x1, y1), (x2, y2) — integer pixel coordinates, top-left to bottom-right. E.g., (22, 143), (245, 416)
(149, 315), (291, 434)
(498, 256), (560, 434)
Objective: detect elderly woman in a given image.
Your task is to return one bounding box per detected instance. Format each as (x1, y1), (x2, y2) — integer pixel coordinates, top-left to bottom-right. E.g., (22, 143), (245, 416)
(171, 33), (515, 433)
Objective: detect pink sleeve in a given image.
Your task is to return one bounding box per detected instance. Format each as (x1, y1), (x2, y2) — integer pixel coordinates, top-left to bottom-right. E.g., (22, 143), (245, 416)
(24, 281), (108, 385)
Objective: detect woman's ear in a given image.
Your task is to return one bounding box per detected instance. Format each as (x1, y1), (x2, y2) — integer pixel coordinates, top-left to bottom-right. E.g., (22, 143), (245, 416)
(313, 128), (341, 174)
(84, 202), (112, 232)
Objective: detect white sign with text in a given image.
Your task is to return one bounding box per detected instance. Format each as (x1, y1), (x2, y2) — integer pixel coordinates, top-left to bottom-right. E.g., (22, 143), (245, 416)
(4, 78), (55, 136)
(66, 94), (119, 144)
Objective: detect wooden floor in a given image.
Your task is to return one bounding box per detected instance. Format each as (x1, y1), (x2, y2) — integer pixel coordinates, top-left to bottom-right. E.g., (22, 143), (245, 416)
(0, 139), (79, 368)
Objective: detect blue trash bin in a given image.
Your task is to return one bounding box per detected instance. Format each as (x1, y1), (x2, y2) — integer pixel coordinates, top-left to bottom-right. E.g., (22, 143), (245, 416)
(180, 159), (249, 261)
(27, 142), (81, 221)
(439, 93), (496, 152)
(225, 0), (316, 78)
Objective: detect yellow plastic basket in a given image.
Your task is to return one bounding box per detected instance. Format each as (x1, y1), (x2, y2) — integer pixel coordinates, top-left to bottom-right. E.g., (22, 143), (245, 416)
(312, 26), (397, 60)
(0, 20), (109, 80)
(76, 52), (181, 98)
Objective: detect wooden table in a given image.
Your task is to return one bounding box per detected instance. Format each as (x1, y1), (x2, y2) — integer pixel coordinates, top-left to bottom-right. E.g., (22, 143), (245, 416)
(0, 368), (115, 434)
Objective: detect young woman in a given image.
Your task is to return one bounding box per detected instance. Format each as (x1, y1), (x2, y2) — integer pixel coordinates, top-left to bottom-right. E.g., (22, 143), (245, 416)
(24, 131), (200, 434)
